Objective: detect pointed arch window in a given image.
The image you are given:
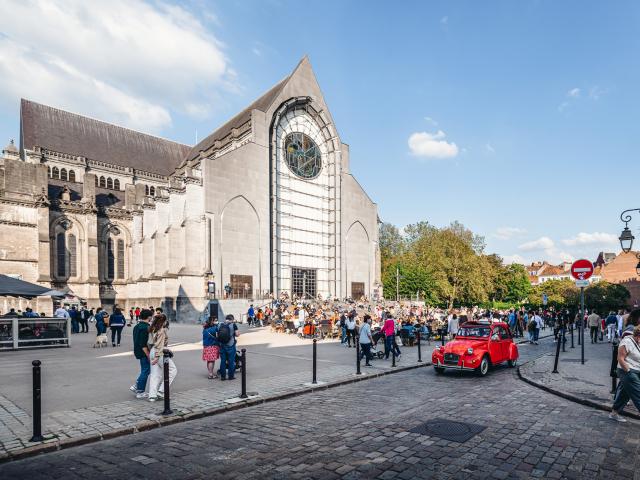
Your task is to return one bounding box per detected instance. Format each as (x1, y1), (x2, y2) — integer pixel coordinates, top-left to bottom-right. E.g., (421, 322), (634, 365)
(149, 186), (155, 196)
(113, 179), (120, 190)
(56, 232), (66, 277)
(68, 234), (77, 277)
(117, 239), (125, 279)
(145, 185), (150, 196)
(60, 168), (68, 181)
(107, 177), (113, 189)
(47, 166), (51, 177)
(99, 176), (106, 188)
(107, 238), (115, 280)
(95, 176), (98, 187)
(52, 167), (60, 179)
(69, 170), (76, 182)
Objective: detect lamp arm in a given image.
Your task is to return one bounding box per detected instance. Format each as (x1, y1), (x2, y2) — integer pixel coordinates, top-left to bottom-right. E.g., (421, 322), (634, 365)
(620, 208), (640, 225)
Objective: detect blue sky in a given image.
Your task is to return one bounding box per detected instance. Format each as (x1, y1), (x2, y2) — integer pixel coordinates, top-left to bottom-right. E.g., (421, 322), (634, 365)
(1, 0), (639, 264)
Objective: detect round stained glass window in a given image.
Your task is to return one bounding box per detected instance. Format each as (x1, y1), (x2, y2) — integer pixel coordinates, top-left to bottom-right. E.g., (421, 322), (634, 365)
(284, 132), (322, 179)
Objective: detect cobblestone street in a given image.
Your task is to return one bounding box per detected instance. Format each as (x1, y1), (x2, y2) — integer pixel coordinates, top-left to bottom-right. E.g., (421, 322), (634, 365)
(2, 335), (637, 479)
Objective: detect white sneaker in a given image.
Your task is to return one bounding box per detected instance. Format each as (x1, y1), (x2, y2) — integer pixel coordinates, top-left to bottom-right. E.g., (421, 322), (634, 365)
(609, 412), (627, 422)
(148, 397), (157, 402)
(129, 385), (138, 393)
(136, 392), (148, 399)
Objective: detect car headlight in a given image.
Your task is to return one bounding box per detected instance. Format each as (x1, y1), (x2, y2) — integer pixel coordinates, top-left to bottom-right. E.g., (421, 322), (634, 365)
(467, 347), (474, 355)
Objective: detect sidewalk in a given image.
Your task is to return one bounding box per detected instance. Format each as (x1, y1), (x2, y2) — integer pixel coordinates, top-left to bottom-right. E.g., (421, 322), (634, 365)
(518, 334), (640, 418)
(0, 332), (432, 463)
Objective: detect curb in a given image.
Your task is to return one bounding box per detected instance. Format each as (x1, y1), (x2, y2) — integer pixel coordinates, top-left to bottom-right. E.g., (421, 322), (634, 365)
(0, 359), (431, 464)
(517, 362), (640, 422)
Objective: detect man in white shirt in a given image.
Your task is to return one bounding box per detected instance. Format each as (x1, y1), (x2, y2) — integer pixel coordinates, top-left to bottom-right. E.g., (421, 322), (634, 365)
(447, 314), (459, 339)
(54, 306), (70, 319)
(359, 315), (374, 366)
(533, 312), (544, 344)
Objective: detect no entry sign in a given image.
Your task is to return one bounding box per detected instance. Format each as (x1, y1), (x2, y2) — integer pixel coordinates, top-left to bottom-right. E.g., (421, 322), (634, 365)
(570, 259), (594, 281)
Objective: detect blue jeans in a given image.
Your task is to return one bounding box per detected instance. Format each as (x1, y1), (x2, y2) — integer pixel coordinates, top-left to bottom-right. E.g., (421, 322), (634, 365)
(219, 345), (236, 379)
(96, 322), (106, 335)
(136, 356), (150, 392)
(71, 319), (79, 333)
(534, 328), (540, 341)
(384, 335), (401, 359)
(341, 327), (346, 344)
(613, 369), (640, 413)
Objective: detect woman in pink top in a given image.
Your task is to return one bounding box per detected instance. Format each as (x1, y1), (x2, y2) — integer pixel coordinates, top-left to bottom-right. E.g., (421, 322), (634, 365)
(382, 313), (401, 360)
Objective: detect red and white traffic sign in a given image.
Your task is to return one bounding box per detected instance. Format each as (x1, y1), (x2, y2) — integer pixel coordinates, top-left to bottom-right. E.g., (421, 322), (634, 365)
(570, 259), (594, 281)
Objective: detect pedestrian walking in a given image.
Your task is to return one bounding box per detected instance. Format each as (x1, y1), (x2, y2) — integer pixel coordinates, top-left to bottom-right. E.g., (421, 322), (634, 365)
(448, 313), (459, 340)
(134, 306), (140, 323)
(69, 306), (79, 334)
(382, 312), (401, 359)
(610, 325), (640, 422)
(345, 313), (357, 347)
(128, 308), (134, 326)
(79, 307), (90, 333)
(605, 311), (618, 342)
(148, 314), (177, 402)
(218, 314), (239, 381)
(130, 309), (152, 399)
(109, 307), (126, 346)
(587, 311), (601, 344)
(359, 314), (374, 366)
(202, 317), (220, 379)
(94, 307), (108, 335)
(247, 304), (256, 326)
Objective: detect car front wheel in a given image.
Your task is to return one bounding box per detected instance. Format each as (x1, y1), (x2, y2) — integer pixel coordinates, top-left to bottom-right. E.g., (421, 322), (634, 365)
(476, 355), (490, 376)
(508, 359), (517, 368)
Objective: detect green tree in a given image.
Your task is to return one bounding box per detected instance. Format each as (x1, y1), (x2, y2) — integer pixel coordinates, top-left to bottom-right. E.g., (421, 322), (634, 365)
(529, 279), (578, 309)
(584, 281), (630, 313)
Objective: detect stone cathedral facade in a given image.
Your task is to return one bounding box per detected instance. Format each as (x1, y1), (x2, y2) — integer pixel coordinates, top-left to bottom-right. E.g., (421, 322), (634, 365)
(0, 58), (381, 321)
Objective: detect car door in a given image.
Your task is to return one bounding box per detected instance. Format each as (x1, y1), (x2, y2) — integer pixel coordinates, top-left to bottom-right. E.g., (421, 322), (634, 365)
(488, 326), (503, 363)
(497, 326), (512, 361)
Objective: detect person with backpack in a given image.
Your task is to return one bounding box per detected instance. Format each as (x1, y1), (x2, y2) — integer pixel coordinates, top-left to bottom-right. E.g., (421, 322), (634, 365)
(202, 317), (220, 379)
(130, 309), (152, 399)
(94, 307), (108, 335)
(610, 323), (640, 422)
(218, 314), (240, 381)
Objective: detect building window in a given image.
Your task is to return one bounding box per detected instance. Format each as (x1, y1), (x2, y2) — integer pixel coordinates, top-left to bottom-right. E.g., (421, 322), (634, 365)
(230, 275), (253, 299)
(47, 166), (51, 177)
(107, 238), (115, 280)
(95, 176), (98, 187)
(68, 234), (77, 277)
(292, 268), (317, 299)
(99, 176), (106, 188)
(149, 186), (155, 196)
(56, 232), (66, 277)
(117, 239), (125, 279)
(69, 170), (76, 182)
(52, 167), (60, 179)
(107, 177), (113, 189)
(60, 168), (68, 181)
(113, 179), (120, 190)
(145, 185), (150, 196)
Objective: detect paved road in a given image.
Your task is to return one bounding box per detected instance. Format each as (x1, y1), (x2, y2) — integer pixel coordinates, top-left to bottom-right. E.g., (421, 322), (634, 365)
(4, 336), (635, 479)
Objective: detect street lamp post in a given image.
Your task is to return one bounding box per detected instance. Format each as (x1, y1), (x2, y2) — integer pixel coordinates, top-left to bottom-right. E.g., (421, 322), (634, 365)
(618, 209), (640, 276)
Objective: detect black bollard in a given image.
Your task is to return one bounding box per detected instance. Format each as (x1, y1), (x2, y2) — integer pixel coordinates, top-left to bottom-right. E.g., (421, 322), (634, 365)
(392, 339), (396, 368)
(577, 321), (581, 346)
(417, 332), (422, 363)
(312, 339), (317, 384)
(552, 330), (562, 374)
(161, 349), (173, 415)
(440, 328), (445, 347)
(30, 360), (43, 442)
(562, 328), (566, 353)
(570, 324), (574, 348)
(356, 341), (361, 375)
(240, 349), (247, 398)
(610, 341), (619, 394)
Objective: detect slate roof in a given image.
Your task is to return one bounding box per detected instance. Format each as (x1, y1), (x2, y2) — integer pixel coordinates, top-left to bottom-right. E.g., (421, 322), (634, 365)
(21, 99), (191, 176)
(182, 75), (290, 163)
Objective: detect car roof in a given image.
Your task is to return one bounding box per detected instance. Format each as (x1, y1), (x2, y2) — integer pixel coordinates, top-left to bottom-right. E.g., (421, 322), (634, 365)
(460, 321), (508, 328)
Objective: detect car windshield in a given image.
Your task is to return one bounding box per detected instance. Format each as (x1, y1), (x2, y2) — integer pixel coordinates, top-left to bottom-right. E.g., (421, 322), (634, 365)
(457, 326), (491, 338)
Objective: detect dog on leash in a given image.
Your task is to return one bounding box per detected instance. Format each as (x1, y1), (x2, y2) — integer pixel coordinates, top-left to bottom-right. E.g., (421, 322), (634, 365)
(93, 334), (108, 348)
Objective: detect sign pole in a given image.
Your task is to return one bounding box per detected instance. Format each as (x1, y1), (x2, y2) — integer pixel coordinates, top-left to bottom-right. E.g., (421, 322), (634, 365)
(580, 287), (585, 365)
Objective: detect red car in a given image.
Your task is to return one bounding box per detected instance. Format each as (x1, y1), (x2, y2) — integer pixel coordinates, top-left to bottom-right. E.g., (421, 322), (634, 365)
(431, 321), (519, 376)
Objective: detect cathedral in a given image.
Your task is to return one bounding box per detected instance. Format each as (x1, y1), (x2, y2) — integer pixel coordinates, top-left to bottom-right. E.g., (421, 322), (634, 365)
(0, 58), (381, 321)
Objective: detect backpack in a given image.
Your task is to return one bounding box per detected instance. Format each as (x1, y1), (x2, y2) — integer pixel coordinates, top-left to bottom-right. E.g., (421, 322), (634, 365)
(218, 323), (232, 344)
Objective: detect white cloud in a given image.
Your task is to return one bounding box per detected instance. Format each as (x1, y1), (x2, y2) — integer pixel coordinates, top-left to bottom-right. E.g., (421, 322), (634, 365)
(424, 116), (439, 126)
(589, 86), (607, 100)
(485, 142), (495, 154)
(567, 87), (581, 98)
(502, 254), (526, 265)
(518, 236), (555, 251)
(0, 0), (232, 133)
(408, 130), (459, 159)
(494, 227), (527, 240)
(561, 232), (618, 247)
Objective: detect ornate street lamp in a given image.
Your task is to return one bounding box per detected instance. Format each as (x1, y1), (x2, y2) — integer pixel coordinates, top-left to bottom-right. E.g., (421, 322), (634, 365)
(618, 208), (640, 253)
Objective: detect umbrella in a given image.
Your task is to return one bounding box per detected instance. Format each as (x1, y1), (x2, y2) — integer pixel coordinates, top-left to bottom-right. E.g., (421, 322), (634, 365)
(0, 274), (52, 298)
